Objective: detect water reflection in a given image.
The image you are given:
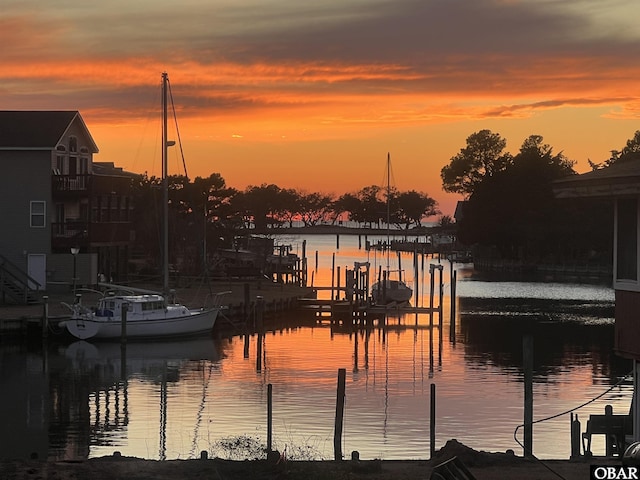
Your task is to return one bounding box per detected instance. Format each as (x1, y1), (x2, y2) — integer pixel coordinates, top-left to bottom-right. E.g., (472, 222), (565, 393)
(0, 301), (632, 461)
(0, 236), (633, 461)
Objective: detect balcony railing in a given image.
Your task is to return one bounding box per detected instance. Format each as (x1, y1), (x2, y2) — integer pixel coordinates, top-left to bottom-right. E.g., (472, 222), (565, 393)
(52, 174), (92, 193)
(51, 221), (133, 249)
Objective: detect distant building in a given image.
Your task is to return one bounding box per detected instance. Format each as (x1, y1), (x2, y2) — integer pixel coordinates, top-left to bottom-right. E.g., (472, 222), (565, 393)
(453, 200), (467, 223)
(555, 160), (640, 443)
(0, 111), (135, 301)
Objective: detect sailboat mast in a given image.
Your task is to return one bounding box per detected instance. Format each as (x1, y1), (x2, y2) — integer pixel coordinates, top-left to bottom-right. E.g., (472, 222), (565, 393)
(386, 152), (391, 271)
(162, 72), (169, 292)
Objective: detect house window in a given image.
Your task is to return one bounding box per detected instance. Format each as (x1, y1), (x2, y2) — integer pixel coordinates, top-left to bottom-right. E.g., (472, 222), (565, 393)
(69, 156), (77, 178)
(30, 201), (46, 228)
(55, 145), (66, 174)
(69, 137), (78, 153)
(616, 198), (638, 282)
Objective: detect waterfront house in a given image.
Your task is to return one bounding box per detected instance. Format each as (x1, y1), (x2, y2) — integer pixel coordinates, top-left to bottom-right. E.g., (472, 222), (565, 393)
(0, 111), (134, 301)
(554, 159), (640, 445)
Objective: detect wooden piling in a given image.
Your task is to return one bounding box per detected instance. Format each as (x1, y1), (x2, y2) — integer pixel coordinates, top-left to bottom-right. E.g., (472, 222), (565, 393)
(437, 265), (444, 324)
(450, 270), (457, 343)
(120, 341), (127, 381)
(256, 296), (264, 330)
(334, 368), (346, 461)
(331, 253), (336, 301)
(41, 295), (49, 338)
(120, 302), (127, 344)
(243, 334), (250, 358)
(429, 265), (435, 329)
(413, 250), (419, 306)
(302, 240), (307, 286)
(256, 333), (263, 372)
(523, 334), (533, 458)
(382, 270), (387, 300)
(267, 383), (273, 453)
(570, 413), (581, 458)
(430, 383), (436, 458)
(244, 283), (250, 323)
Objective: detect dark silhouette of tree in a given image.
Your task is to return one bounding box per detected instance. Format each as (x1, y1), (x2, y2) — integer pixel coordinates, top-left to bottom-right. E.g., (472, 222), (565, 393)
(130, 173), (163, 270)
(331, 193), (361, 225)
(231, 184), (298, 230)
(591, 130), (640, 168)
(394, 190), (440, 229)
(128, 170), (444, 275)
(456, 135), (584, 260)
(278, 188), (302, 227)
(438, 215), (454, 227)
(441, 129), (513, 197)
(346, 185), (386, 227)
(299, 191), (335, 226)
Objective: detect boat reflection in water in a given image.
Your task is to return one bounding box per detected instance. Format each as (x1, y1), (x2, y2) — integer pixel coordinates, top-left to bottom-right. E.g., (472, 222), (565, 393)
(0, 246), (632, 462)
(53, 337), (221, 461)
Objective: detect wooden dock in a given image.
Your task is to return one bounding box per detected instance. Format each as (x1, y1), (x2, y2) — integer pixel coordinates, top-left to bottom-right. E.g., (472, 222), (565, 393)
(300, 257), (454, 330)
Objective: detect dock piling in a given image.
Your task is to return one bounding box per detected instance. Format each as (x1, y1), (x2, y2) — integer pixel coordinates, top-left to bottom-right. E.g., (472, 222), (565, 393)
(430, 383), (436, 458)
(523, 334), (534, 458)
(334, 368), (346, 461)
(120, 302), (127, 344)
(41, 295), (49, 339)
(450, 270), (457, 342)
(267, 383), (273, 453)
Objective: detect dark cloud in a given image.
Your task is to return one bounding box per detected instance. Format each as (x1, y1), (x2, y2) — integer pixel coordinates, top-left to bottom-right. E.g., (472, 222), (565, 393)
(189, 0), (640, 65)
(3, 0), (639, 120)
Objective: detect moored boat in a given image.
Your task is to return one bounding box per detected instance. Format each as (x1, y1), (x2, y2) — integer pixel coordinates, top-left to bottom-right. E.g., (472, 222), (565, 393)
(371, 153), (413, 305)
(371, 276), (413, 304)
(61, 72), (225, 340)
(61, 293), (223, 340)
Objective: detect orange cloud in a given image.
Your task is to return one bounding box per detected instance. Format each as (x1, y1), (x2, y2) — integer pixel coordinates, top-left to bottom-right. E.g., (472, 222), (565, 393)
(2, 1), (640, 216)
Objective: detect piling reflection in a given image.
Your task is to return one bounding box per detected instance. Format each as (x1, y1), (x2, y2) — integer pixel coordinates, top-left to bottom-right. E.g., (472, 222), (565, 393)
(44, 337), (220, 460)
(0, 285), (631, 461)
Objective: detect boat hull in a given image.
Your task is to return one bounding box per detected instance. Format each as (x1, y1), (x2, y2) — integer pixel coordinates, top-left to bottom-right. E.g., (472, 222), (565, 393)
(62, 308), (219, 340)
(371, 280), (413, 304)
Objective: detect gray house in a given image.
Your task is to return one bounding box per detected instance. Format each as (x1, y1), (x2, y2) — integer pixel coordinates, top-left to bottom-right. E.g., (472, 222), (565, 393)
(0, 111), (134, 302)
(555, 159), (640, 450)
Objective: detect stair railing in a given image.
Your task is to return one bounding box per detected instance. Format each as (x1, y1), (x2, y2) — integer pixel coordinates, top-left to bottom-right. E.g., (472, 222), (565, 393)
(0, 254), (41, 303)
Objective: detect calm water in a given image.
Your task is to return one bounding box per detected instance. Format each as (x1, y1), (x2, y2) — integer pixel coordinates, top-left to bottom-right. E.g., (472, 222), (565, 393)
(0, 233), (631, 461)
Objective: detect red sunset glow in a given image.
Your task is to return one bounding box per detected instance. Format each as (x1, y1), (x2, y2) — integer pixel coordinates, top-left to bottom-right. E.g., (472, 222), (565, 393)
(3, 0), (640, 215)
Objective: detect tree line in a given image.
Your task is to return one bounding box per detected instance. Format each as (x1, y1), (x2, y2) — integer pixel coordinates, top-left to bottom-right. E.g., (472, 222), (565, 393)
(129, 173), (441, 273)
(440, 129), (640, 264)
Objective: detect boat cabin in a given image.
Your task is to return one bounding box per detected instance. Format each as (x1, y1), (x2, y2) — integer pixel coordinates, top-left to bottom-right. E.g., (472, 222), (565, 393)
(95, 295), (166, 318)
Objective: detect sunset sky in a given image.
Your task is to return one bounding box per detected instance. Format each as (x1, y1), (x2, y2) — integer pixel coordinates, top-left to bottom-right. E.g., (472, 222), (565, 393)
(3, 0), (640, 215)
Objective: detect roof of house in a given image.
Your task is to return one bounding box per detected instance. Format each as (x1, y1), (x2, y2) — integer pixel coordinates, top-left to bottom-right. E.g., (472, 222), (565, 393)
(0, 111), (98, 152)
(93, 162), (137, 177)
(553, 158), (640, 198)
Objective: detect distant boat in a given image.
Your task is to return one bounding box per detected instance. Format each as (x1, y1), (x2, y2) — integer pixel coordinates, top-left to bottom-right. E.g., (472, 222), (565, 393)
(61, 73), (225, 340)
(371, 276), (413, 304)
(370, 153), (413, 305)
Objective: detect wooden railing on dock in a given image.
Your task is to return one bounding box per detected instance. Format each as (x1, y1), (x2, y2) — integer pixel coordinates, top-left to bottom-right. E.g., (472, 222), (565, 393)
(300, 260), (455, 333)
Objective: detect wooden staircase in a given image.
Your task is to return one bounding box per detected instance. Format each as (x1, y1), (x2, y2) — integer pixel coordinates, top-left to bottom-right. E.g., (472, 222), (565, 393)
(0, 254), (40, 304)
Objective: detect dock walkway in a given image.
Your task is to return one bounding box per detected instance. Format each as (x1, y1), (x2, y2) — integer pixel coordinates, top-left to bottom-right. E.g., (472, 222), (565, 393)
(0, 280), (313, 336)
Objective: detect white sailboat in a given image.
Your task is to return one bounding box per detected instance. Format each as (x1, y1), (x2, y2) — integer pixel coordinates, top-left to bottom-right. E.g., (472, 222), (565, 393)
(371, 153), (413, 305)
(61, 73), (224, 340)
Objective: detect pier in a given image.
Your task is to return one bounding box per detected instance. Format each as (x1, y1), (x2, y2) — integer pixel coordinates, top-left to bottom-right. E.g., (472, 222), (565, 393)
(299, 258), (455, 332)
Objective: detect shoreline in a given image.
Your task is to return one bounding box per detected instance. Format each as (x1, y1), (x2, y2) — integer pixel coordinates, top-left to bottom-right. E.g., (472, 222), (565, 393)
(0, 280), (313, 337)
(0, 439), (621, 480)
